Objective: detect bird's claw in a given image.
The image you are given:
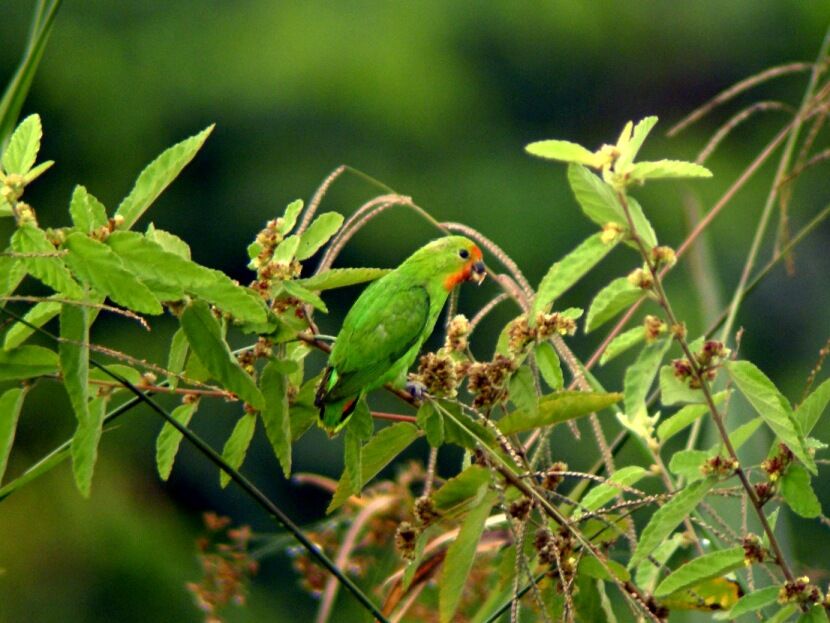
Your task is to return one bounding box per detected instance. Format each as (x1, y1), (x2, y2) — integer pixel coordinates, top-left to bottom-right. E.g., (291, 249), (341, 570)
(405, 380), (427, 401)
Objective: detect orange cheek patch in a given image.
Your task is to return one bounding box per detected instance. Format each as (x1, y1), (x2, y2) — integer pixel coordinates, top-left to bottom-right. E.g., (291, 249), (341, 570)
(444, 265), (472, 291)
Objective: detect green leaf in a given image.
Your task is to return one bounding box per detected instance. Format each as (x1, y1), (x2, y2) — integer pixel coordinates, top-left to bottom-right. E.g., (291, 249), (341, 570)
(525, 139), (602, 167)
(532, 232), (618, 320)
(600, 326), (645, 366)
(659, 365), (705, 405)
(440, 401), (497, 450)
(668, 450), (708, 482)
(767, 605), (799, 623)
(575, 466), (649, 517)
(327, 422), (420, 512)
(279, 199), (304, 235)
(568, 164), (626, 227)
(713, 585), (780, 620)
(146, 224), (191, 258)
(615, 116), (658, 173)
(796, 377), (830, 436)
(344, 427), (363, 496)
(2, 113), (41, 175)
(0, 255), (26, 297)
(800, 605), (830, 623)
(535, 342), (563, 390)
(3, 300), (61, 351)
(635, 533), (685, 592)
(69, 396), (106, 498)
(155, 400), (199, 481)
(107, 231), (267, 325)
(629, 160), (712, 184)
(69, 185), (108, 233)
(781, 463), (821, 518)
(272, 234), (300, 263)
(630, 477), (715, 567)
(416, 401), (444, 447)
(585, 277), (643, 333)
(623, 338), (671, 432)
(726, 360), (816, 474)
(439, 490), (494, 623)
(0, 344), (58, 380)
(281, 280), (328, 313)
(658, 392), (728, 443)
(0, 387), (26, 483)
(624, 195), (658, 249)
(219, 413), (257, 488)
(296, 212), (344, 260)
(498, 390), (622, 435)
(11, 225), (82, 297)
(348, 398), (374, 440)
(166, 328), (189, 389)
(63, 232), (163, 314)
(508, 366), (537, 415)
(578, 557), (631, 582)
(295, 267), (391, 291)
(432, 464), (492, 517)
(290, 374), (322, 442)
(23, 160), (53, 184)
(726, 417), (763, 453)
(260, 360), (292, 478)
(180, 300), (265, 409)
(115, 125), (214, 230)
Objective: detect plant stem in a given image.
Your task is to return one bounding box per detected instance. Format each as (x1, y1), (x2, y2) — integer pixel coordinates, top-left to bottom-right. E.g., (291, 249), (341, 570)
(616, 193), (795, 583)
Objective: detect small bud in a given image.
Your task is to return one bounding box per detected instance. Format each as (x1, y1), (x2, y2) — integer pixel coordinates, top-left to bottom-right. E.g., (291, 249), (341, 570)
(508, 497), (533, 521)
(670, 322), (687, 341)
(650, 245), (676, 268)
(601, 222), (624, 244)
(413, 496), (440, 527)
(643, 315), (666, 343)
(700, 455), (738, 478)
(742, 534), (766, 564)
(627, 267), (653, 290)
(672, 358), (693, 381)
(394, 522), (419, 561)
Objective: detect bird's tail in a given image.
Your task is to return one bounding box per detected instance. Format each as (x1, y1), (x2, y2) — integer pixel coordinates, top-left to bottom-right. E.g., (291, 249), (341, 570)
(315, 366), (358, 436)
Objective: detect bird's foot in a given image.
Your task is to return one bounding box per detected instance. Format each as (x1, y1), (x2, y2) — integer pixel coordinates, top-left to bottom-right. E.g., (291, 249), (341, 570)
(405, 380), (427, 401)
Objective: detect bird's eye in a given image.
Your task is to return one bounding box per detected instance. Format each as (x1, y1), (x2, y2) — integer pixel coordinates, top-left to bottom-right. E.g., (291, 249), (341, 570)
(458, 249), (470, 259)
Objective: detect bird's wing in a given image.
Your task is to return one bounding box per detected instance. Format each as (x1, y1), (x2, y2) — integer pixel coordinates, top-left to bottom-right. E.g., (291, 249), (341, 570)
(325, 283), (430, 400)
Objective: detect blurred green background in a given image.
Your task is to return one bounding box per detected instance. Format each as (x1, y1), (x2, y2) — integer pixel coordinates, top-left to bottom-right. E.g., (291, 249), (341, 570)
(1, 2), (829, 621)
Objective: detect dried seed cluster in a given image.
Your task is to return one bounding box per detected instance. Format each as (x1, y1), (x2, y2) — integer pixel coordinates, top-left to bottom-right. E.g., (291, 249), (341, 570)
(742, 534), (767, 565)
(643, 314), (666, 343)
(701, 455), (739, 478)
(508, 312), (576, 355)
(467, 354), (515, 408)
(761, 443), (794, 482)
(541, 461), (568, 491)
(415, 352), (460, 398)
(443, 314), (471, 353)
(778, 576), (823, 607)
(534, 526), (576, 587)
(394, 521), (419, 561)
(672, 340), (730, 389)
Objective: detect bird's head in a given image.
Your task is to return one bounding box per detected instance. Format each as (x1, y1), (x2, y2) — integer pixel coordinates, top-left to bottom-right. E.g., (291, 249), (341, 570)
(406, 235), (486, 290)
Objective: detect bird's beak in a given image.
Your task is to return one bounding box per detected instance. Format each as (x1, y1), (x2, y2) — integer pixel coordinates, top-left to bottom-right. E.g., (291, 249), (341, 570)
(470, 261), (486, 285)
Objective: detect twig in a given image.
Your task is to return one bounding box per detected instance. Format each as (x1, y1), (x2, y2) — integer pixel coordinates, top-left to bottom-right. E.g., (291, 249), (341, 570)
(1, 295), (151, 330)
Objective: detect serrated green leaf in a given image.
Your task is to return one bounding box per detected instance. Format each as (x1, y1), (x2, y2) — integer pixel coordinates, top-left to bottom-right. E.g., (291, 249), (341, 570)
(440, 401), (497, 450)
(281, 280), (328, 312)
(525, 139), (602, 167)
(575, 466), (649, 517)
(578, 557), (631, 582)
(616, 116), (658, 173)
(295, 267), (391, 291)
(498, 390), (622, 434)
(166, 328), (189, 389)
(432, 464), (492, 517)
(713, 585), (780, 620)
(155, 400), (199, 481)
(0, 344), (58, 380)
(586, 277), (643, 333)
(724, 417), (763, 453)
(624, 194), (658, 249)
(535, 341), (563, 390)
(11, 225), (82, 297)
(781, 463), (821, 518)
(146, 224), (191, 259)
(508, 366), (537, 415)
(630, 477), (715, 567)
(796, 377), (830, 436)
(659, 365), (705, 405)
(69, 396), (106, 498)
(3, 300), (60, 350)
(623, 339), (671, 437)
(531, 232), (618, 320)
(726, 360), (815, 474)
(439, 490), (494, 623)
(568, 164), (626, 227)
(115, 125), (214, 230)
(416, 401), (444, 447)
(0, 255), (26, 297)
(0, 387), (26, 483)
(180, 301), (265, 409)
(668, 450), (708, 482)
(107, 231), (267, 324)
(272, 234), (300, 263)
(279, 199), (304, 235)
(344, 427), (362, 496)
(629, 160), (712, 184)
(69, 185), (108, 233)
(655, 547), (745, 598)
(327, 422), (420, 512)
(23, 160), (53, 184)
(260, 359), (292, 478)
(2, 113), (40, 175)
(600, 326), (645, 366)
(635, 533), (685, 592)
(657, 392), (728, 443)
(296, 212), (343, 260)
(63, 232), (162, 314)
(219, 413), (257, 488)
(800, 605), (830, 622)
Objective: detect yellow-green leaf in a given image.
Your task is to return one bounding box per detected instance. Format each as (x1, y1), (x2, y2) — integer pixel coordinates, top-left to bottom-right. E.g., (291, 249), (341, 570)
(11, 225), (82, 297)
(629, 160), (712, 184)
(0, 344), (58, 380)
(296, 212), (343, 260)
(600, 326), (645, 366)
(0, 387), (26, 483)
(713, 585), (779, 620)
(156, 400), (199, 481)
(586, 277), (643, 333)
(295, 267), (391, 291)
(260, 359), (292, 478)
(219, 413), (257, 488)
(498, 390), (622, 435)
(525, 139), (602, 167)
(69, 185), (108, 233)
(3, 300), (60, 351)
(535, 341), (563, 390)
(655, 547), (745, 598)
(2, 113), (41, 175)
(781, 463), (821, 518)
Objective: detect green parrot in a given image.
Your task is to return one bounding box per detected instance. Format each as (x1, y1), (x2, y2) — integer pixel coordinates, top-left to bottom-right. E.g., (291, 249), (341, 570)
(315, 235), (486, 434)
